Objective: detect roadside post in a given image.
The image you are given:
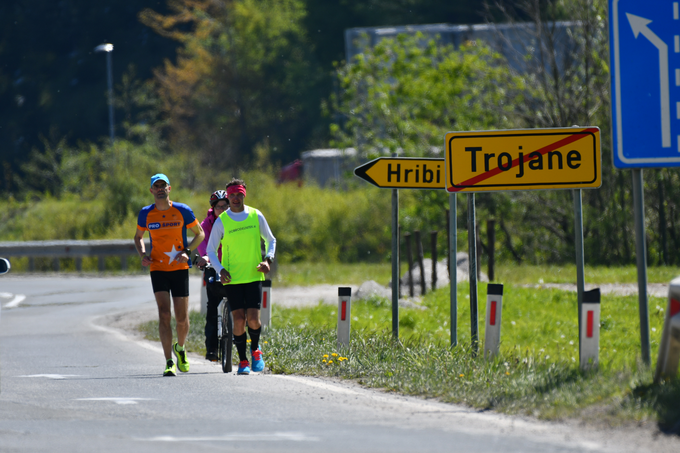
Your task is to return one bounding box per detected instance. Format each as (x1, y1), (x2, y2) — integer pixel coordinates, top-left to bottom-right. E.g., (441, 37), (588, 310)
(654, 277), (680, 382)
(484, 283), (504, 359)
(468, 194), (479, 355)
(449, 194), (458, 346)
(337, 287), (352, 348)
(580, 288), (601, 370)
(573, 188), (585, 352)
(445, 127), (602, 351)
(609, 0), (680, 365)
(392, 184), (399, 338)
(354, 156), (446, 340)
(261, 279), (272, 330)
(200, 274), (208, 315)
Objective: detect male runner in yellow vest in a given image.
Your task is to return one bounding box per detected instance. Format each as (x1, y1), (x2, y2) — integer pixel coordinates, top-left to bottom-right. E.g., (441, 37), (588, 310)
(206, 178), (276, 374)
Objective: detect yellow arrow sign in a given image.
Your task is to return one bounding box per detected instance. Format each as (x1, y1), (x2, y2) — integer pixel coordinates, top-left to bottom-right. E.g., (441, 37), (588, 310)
(354, 158), (445, 189)
(445, 127), (601, 193)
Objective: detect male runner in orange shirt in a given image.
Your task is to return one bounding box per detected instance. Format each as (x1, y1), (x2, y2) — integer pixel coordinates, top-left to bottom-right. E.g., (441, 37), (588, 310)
(134, 174), (205, 376)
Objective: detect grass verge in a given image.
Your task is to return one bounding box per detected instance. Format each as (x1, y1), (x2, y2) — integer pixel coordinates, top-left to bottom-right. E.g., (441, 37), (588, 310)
(138, 280), (680, 433)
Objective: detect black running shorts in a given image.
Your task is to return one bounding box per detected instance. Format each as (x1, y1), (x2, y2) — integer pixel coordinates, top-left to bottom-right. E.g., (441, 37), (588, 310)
(150, 269), (190, 297)
(214, 280), (262, 311)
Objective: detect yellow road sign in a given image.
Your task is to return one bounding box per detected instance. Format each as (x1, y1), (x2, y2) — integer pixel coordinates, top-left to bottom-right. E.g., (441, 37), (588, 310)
(354, 157), (445, 189)
(445, 127), (601, 193)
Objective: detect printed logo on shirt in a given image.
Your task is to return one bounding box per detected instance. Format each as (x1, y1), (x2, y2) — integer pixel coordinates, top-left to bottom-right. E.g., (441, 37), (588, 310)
(228, 225), (257, 234)
(149, 223), (161, 229)
(162, 222), (181, 228)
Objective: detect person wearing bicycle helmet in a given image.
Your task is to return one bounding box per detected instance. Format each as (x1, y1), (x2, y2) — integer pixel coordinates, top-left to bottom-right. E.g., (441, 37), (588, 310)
(196, 190), (229, 361)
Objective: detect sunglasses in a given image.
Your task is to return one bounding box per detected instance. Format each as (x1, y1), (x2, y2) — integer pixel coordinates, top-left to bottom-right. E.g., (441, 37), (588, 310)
(214, 203), (228, 210)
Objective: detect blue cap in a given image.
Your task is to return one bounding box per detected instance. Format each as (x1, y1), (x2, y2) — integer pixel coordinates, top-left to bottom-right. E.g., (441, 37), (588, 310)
(150, 173), (170, 187)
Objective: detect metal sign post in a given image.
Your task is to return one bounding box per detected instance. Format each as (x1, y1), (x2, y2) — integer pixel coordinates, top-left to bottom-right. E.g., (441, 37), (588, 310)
(468, 193), (479, 355)
(573, 189), (586, 356)
(633, 169), (651, 364)
(391, 187), (399, 339)
(449, 194), (458, 346)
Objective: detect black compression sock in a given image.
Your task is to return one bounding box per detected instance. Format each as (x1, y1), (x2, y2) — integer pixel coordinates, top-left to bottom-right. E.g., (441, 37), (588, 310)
(234, 333), (247, 362)
(248, 326), (261, 351)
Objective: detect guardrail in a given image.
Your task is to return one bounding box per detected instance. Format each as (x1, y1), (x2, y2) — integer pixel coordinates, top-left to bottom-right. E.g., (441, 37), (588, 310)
(0, 239), (152, 272)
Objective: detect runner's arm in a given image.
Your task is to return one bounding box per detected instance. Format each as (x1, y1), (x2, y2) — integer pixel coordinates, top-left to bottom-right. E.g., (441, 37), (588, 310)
(258, 211), (276, 262)
(133, 228), (152, 267)
(186, 223), (205, 253)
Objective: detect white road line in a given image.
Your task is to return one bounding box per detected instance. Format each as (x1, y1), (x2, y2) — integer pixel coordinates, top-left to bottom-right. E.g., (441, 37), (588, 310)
(89, 319), (203, 366)
(273, 374), (361, 395)
(142, 432), (319, 442)
(76, 397), (155, 405)
(4, 295), (26, 308)
(18, 374), (83, 380)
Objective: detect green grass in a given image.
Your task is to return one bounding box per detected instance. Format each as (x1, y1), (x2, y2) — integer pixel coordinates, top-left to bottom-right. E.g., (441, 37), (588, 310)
(273, 262), (393, 287)
(138, 279), (680, 431)
(493, 263), (680, 285)
(270, 262), (680, 288)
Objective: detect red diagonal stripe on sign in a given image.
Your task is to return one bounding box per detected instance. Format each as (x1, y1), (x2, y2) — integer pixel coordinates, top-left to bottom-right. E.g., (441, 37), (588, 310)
(448, 128), (598, 192)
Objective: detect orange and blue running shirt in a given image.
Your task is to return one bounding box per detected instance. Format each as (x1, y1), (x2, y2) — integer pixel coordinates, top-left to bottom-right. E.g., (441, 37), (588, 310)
(137, 201), (199, 272)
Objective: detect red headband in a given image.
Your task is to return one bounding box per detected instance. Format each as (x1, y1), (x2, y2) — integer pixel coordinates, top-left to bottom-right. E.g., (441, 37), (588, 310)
(227, 185), (246, 196)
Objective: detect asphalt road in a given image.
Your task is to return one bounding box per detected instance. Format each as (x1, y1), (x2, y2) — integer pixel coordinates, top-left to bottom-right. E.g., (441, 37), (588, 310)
(0, 275), (678, 452)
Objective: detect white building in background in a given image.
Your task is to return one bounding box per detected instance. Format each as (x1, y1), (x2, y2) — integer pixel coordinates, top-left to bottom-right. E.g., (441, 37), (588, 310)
(300, 148), (358, 188)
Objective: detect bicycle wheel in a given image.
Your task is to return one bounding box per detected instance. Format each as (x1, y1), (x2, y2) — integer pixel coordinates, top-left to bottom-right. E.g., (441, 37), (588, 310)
(221, 302), (233, 373)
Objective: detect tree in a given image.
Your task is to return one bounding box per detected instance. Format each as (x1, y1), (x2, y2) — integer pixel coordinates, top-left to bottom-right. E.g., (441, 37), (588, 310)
(329, 33), (525, 158)
(475, 0), (633, 265)
(139, 0), (325, 168)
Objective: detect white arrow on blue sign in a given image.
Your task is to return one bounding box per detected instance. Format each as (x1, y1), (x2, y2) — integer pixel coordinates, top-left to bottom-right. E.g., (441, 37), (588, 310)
(610, 0), (680, 167)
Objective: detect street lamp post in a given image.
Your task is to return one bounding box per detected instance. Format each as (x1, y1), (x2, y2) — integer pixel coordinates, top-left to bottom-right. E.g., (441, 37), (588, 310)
(94, 43), (115, 146)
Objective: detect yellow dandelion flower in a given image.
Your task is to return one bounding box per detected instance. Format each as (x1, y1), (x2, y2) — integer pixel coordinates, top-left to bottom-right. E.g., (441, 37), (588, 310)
(323, 354), (329, 359)
(505, 372), (510, 375)
(331, 353), (338, 357)
(264, 341), (268, 344)
(459, 374), (464, 377)
(247, 339), (251, 343)
(328, 360), (334, 364)
(322, 360), (327, 363)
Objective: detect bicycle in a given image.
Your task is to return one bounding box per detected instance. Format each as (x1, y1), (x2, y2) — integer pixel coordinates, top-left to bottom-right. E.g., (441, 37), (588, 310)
(195, 258), (234, 373)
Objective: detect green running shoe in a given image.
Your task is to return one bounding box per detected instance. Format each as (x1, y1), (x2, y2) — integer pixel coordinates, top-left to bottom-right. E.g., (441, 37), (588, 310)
(164, 359), (177, 376)
(173, 342), (190, 372)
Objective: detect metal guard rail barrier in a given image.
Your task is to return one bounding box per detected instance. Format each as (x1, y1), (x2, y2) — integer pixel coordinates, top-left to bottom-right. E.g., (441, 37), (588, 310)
(0, 239), (154, 272)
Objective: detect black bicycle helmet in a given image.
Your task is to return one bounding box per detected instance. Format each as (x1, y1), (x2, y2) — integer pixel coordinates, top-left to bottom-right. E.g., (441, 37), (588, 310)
(209, 190), (228, 207)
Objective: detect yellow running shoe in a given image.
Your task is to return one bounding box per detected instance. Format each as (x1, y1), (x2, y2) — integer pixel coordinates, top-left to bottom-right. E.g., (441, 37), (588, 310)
(164, 359), (177, 376)
(173, 342), (190, 372)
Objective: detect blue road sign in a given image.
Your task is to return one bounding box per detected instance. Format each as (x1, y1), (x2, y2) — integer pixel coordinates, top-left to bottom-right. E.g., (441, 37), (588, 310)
(610, 0), (680, 168)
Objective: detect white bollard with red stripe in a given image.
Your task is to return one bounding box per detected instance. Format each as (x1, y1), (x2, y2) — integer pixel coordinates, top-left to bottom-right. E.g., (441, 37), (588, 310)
(261, 280), (272, 330)
(337, 287), (352, 348)
(200, 271), (208, 315)
(580, 288), (601, 370)
(654, 277), (680, 382)
(484, 283), (504, 359)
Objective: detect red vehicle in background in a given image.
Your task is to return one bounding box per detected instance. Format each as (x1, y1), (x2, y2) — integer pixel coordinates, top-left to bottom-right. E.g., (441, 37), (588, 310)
(278, 159), (303, 185)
